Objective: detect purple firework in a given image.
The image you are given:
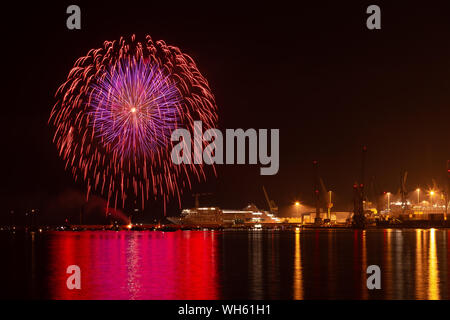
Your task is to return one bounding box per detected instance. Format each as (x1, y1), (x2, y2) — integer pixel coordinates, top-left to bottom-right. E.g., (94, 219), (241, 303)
(89, 57), (182, 158)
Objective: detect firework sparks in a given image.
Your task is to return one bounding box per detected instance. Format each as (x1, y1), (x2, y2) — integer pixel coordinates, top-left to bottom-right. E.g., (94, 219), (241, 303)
(49, 35), (218, 212)
(89, 58), (182, 158)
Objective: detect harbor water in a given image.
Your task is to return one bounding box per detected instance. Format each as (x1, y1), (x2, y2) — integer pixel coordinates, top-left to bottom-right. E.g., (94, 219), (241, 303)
(1, 229), (449, 299)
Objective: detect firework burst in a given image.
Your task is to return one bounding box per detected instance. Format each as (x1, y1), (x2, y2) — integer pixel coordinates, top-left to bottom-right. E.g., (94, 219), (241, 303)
(49, 35), (218, 211)
(89, 58), (182, 158)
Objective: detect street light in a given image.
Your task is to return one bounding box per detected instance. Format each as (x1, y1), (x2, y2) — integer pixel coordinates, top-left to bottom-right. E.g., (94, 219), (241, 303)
(294, 201), (300, 216)
(387, 192), (391, 212)
(430, 191), (435, 207)
(294, 201), (301, 224)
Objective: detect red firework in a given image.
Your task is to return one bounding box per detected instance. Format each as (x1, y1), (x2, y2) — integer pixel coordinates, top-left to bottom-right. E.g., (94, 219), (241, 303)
(49, 35), (218, 212)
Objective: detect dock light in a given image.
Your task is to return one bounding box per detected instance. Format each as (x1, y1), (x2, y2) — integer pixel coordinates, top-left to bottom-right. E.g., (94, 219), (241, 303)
(294, 201), (301, 220)
(386, 192), (391, 211)
(127, 224), (132, 229)
(429, 190), (436, 207)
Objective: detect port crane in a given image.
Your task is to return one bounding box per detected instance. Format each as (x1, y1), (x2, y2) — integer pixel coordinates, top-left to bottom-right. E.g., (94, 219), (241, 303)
(445, 160), (450, 220)
(368, 176), (384, 215)
(262, 186), (278, 215)
(319, 177), (332, 220)
(352, 146), (367, 228)
(313, 160), (322, 224)
(311, 160), (334, 223)
(399, 170), (408, 214)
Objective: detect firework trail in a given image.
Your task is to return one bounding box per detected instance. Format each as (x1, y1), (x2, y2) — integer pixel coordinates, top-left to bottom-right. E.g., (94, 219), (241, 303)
(49, 35), (218, 212)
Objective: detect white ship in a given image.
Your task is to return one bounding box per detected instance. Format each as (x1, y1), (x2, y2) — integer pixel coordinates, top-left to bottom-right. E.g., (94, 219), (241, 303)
(167, 204), (280, 227)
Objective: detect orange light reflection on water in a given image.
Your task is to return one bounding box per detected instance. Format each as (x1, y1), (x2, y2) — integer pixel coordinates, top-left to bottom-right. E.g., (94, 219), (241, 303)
(428, 229), (440, 300)
(293, 228), (303, 299)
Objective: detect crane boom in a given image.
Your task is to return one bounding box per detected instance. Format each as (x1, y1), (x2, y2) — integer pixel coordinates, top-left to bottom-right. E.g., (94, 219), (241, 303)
(400, 170), (408, 213)
(319, 178), (328, 203)
(262, 186), (278, 214)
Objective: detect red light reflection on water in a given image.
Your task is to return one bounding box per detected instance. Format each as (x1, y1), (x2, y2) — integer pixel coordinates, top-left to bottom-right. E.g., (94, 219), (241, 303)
(46, 231), (219, 300)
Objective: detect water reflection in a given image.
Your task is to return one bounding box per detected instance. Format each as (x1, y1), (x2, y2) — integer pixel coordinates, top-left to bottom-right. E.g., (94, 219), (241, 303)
(327, 231), (334, 298)
(126, 233), (141, 300)
(293, 229), (303, 299)
(415, 229), (425, 299)
(361, 230), (367, 300)
(267, 231), (280, 299)
(393, 230), (403, 299)
(428, 229), (439, 300)
(384, 229), (392, 299)
(248, 231), (263, 299)
(2, 229), (446, 299)
(46, 231), (219, 299)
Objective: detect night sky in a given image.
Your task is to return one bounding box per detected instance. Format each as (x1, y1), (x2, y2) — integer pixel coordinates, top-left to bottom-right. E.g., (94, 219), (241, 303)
(1, 1), (449, 223)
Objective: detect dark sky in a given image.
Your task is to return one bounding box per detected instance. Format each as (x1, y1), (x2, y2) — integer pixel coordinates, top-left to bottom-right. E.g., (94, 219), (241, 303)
(1, 1), (449, 222)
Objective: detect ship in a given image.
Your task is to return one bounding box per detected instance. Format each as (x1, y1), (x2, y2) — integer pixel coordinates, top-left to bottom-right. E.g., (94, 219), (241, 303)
(167, 203), (280, 227)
